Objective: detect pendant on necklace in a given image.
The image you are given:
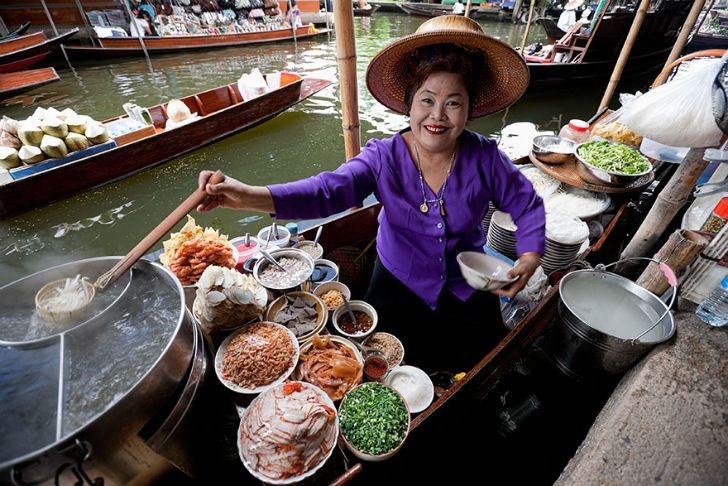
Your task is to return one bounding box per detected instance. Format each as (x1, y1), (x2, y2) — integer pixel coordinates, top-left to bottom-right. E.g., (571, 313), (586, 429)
(440, 204), (446, 218)
(420, 202), (429, 213)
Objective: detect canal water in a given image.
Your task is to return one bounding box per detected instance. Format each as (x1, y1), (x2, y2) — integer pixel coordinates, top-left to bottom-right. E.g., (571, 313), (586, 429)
(0, 13), (656, 286)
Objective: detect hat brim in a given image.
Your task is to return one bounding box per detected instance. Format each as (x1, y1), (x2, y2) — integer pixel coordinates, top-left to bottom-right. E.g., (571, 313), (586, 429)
(365, 30), (530, 118)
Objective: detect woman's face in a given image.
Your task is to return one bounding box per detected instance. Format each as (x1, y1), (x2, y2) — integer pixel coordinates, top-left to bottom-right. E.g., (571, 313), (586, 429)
(409, 70), (469, 155)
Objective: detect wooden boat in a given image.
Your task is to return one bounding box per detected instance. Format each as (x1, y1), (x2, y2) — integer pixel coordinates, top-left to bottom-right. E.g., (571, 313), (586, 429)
(0, 67), (59, 99)
(684, 31), (728, 53)
(354, 4), (380, 16)
(62, 25), (330, 58)
(0, 28), (78, 73)
(0, 73), (332, 219)
(0, 21), (31, 41)
(536, 17), (567, 42)
(526, 0), (694, 90)
(397, 3), (462, 18)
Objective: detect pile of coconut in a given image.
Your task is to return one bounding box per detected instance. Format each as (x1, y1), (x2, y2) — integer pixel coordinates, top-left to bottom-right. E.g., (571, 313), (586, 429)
(0, 107), (111, 170)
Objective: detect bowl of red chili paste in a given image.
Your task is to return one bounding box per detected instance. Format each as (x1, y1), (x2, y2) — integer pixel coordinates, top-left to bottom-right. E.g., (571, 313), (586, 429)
(332, 300), (377, 340)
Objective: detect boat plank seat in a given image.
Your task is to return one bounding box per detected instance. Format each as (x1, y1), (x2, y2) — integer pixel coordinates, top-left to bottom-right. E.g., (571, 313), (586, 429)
(195, 85), (237, 116)
(0, 32), (46, 55)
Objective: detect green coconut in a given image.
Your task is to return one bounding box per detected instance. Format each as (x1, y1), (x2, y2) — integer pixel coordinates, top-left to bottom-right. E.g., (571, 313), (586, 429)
(44, 107), (61, 120)
(32, 107), (48, 120)
(58, 108), (77, 121)
(0, 116), (19, 136)
(65, 132), (90, 152)
(40, 134), (68, 159)
(0, 130), (21, 149)
(18, 145), (45, 164)
(85, 123), (110, 144)
(0, 146), (20, 169)
(42, 116), (69, 138)
(17, 122), (44, 146)
(65, 114), (87, 134)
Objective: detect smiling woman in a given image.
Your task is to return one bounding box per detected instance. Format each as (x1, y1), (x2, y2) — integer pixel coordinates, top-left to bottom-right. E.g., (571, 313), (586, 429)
(195, 15), (546, 372)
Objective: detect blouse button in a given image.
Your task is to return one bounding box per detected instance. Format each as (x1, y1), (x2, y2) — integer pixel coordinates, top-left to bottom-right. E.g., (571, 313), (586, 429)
(440, 274), (445, 280)
(438, 237), (443, 243)
(436, 222), (443, 229)
(438, 257), (443, 262)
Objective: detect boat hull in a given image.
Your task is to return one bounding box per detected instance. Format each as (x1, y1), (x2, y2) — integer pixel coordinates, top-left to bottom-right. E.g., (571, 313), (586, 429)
(62, 27), (329, 58)
(0, 29), (77, 73)
(0, 77), (331, 219)
(0, 67), (59, 99)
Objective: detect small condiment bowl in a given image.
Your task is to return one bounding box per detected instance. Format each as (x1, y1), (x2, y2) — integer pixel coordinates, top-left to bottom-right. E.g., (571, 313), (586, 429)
(456, 251), (518, 291)
(293, 240), (324, 260)
(363, 331), (404, 368)
(363, 350), (390, 381)
(332, 300), (378, 340)
(532, 135), (576, 165)
(313, 281), (351, 315)
(310, 259), (339, 289)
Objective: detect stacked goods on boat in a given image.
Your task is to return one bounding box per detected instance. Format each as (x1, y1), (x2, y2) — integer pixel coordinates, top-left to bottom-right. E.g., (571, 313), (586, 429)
(0, 107), (112, 170)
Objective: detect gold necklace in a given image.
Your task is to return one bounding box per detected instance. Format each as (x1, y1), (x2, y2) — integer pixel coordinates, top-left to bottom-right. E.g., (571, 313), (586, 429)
(414, 140), (457, 217)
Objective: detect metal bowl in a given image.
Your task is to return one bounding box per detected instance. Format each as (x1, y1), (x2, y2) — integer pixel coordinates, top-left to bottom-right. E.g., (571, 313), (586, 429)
(574, 141), (653, 186)
(532, 135), (576, 165)
(252, 248), (314, 291)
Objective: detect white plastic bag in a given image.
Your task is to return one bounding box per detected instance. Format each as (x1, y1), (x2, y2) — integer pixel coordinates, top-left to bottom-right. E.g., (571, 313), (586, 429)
(237, 68), (270, 101)
(620, 59), (724, 148)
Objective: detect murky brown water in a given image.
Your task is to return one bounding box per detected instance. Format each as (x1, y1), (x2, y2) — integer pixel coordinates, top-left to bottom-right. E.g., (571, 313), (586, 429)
(0, 13), (655, 286)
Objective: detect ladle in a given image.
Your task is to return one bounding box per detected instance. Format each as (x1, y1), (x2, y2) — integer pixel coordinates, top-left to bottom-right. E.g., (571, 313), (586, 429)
(35, 171), (225, 323)
(312, 226), (323, 250)
(341, 294), (357, 327)
(258, 247), (288, 273)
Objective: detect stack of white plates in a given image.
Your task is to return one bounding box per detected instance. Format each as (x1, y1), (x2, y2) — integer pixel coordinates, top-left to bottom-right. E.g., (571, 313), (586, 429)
(487, 210), (518, 261)
(541, 213), (589, 274)
(482, 202), (496, 237)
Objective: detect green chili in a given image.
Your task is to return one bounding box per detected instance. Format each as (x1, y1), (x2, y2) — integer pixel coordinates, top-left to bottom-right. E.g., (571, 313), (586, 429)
(577, 140), (650, 175)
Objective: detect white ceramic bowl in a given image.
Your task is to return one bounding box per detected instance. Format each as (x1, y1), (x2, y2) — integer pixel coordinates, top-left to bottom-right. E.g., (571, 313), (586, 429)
(456, 251), (518, 291)
(384, 365), (434, 414)
(214, 321), (299, 394)
(332, 300), (378, 340)
(237, 381), (338, 484)
(313, 281), (351, 312)
(338, 382), (410, 462)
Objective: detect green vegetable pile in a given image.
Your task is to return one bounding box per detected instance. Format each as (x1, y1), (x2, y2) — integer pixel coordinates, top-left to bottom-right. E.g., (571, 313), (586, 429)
(339, 383), (409, 456)
(577, 140), (650, 175)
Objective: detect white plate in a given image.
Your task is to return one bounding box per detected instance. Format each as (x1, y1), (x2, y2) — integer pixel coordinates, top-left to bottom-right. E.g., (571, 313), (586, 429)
(215, 321), (299, 394)
(384, 365), (434, 414)
(237, 381), (338, 484)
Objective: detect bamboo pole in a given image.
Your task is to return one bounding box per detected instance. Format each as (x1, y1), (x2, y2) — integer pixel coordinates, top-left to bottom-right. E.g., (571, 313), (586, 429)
(617, 147), (713, 271)
(288, 0), (298, 50)
(122, 0), (153, 73)
(40, 0), (59, 36)
(333, 0), (361, 160)
(512, 0), (524, 22)
(636, 229), (708, 295)
(519, 0), (536, 55)
(655, 0), (707, 88)
(465, 0), (473, 18)
(598, 0), (650, 110)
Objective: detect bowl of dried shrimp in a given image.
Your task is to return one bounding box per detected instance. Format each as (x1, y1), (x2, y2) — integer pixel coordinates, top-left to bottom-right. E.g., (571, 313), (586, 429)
(215, 321), (299, 394)
(293, 334), (364, 402)
(238, 381), (338, 484)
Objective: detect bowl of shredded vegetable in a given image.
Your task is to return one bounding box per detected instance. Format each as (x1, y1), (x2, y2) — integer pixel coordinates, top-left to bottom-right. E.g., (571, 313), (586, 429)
(575, 140), (652, 186)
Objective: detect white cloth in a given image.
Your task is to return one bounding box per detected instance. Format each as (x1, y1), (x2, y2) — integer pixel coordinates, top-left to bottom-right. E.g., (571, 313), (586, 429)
(129, 18), (150, 37)
(452, 2), (465, 14)
(557, 9), (576, 32)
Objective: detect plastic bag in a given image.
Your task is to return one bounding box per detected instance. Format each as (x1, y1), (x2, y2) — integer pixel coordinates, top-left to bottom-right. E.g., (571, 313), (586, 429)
(620, 59), (725, 148)
(237, 68), (270, 101)
(590, 92), (644, 147)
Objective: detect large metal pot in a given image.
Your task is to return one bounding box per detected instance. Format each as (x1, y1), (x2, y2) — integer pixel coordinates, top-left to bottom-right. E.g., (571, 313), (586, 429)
(550, 264), (676, 381)
(0, 257), (199, 486)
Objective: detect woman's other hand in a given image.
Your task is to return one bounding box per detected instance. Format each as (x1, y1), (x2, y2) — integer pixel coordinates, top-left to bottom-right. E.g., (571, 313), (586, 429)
(492, 252), (541, 300)
(197, 170), (275, 213)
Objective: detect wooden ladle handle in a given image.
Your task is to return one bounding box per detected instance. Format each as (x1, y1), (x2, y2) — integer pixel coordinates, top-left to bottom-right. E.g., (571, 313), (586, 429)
(95, 170), (225, 289)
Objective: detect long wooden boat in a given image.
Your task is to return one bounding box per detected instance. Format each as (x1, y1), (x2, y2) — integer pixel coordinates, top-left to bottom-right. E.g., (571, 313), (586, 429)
(526, 0), (693, 90)
(537, 17), (567, 42)
(353, 4), (380, 16)
(62, 25), (329, 58)
(0, 28), (77, 73)
(684, 31), (728, 53)
(0, 67), (59, 99)
(0, 74), (332, 219)
(397, 3), (463, 18)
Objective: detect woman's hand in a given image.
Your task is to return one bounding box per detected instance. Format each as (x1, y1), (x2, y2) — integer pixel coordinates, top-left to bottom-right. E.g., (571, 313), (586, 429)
(197, 170), (276, 213)
(492, 252), (541, 300)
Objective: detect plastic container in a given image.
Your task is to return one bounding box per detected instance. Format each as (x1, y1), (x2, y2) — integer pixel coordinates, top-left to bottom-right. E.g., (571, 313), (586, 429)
(699, 197), (728, 235)
(285, 222), (299, 246)
(257, 224), (290, 250)
(695, 274), (728, 327)
(559, 119), (590, 144)
(229, 235), (260, 272)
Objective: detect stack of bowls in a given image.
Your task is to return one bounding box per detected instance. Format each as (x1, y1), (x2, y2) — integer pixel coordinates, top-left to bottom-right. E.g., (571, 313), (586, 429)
(541, 213), (589, 274)
(486, 210), (518, 261)
(482, 202), (496, 238)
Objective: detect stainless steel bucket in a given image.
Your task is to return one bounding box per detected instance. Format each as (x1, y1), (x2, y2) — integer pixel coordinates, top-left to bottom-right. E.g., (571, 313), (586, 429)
(550, 262), (677, 380)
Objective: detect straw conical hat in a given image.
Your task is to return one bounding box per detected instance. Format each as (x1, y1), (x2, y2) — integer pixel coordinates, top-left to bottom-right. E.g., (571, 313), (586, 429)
(365, 15), (529, 119)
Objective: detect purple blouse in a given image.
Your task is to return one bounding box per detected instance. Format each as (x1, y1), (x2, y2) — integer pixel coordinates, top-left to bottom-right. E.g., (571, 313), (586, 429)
(268, 129), (545, 309)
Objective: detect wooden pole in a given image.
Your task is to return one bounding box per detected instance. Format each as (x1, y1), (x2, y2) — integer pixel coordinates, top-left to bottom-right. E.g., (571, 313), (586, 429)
(40, 0), (59, 36)
(122, 0), (153, 73)
(465, 0), (473, 18)
(333, 0), (361, 160)
(519, 0), (536, 55)
(288, 0), (298, 51)
(655, 0), (707, 88)
(617, 147), (712, 270)
(512, 0), (524, 22)
(636, 229), (708, 295)
(598, 0), (650, 110)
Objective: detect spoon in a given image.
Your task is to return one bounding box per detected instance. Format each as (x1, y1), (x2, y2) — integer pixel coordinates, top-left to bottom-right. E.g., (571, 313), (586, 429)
(312, 226), (323, 249)
(341, 294), (357, 327)
(258, 247), (288, 273)
(36, 171), (226, 322)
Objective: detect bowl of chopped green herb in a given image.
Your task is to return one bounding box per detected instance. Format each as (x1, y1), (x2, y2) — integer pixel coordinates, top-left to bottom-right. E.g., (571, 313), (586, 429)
(575, 140), (652, 186)
(338, 382), (410, 462)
